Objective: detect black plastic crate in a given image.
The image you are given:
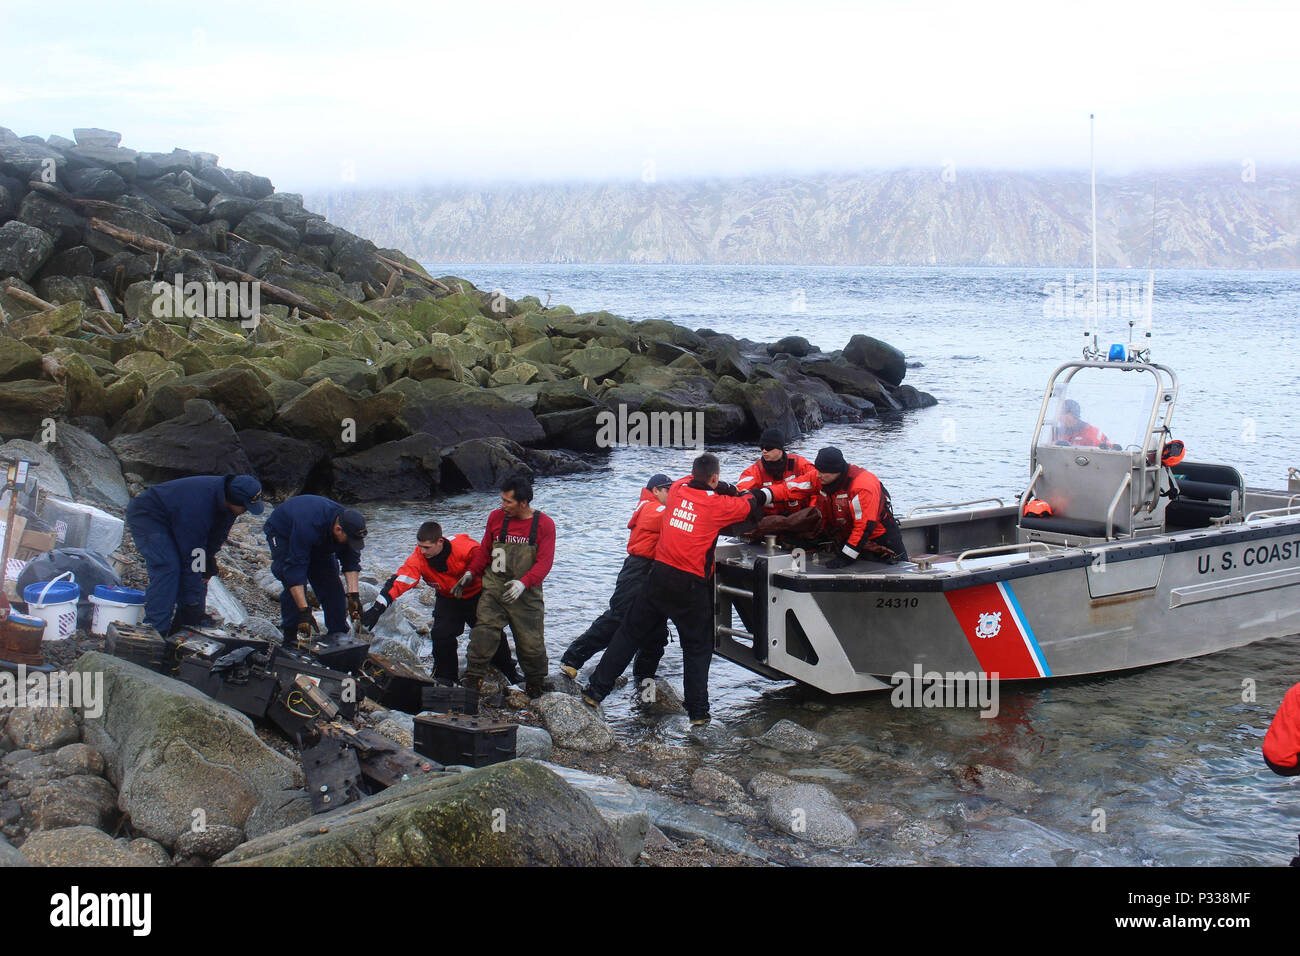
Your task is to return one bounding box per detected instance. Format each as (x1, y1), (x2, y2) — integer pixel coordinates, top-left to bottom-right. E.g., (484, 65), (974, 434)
(267, 692), (323, 747)
(303, 633), (370, 673)
(413, 714), (516, 768)
(358, 653), (440, 714)
(301, 735), (366, 814)
(270, 648), (357, 720)
(419, 684), (479, 716)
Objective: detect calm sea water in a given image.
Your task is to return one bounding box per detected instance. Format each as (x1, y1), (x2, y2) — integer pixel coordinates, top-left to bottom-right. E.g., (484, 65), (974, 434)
(364, 264), (1300, 865)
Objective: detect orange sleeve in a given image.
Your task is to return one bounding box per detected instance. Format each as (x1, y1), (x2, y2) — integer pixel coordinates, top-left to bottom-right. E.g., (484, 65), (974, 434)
(735, 461), (763, 492)
(1264, 683), (1300, 774)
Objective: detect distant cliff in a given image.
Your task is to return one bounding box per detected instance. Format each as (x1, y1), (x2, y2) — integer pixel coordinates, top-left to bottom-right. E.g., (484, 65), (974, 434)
(306, 167), (1300, 269)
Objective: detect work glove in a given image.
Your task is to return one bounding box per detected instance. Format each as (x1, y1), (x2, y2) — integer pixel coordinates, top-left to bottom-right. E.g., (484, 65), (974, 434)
(305, 590), (321, 610)
(452, 571), (474, 598)
(502, 580), (525, 603)
(347, 592), (362, 623)
(359, 603), (383, 630)
(296, 606), (319, 642)
(824, 554), (853, 570)
(715, 481), (740, 497)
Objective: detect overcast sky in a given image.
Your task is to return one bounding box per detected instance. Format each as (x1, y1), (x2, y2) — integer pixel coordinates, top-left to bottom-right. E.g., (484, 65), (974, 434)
(4, 0), (1297, 192)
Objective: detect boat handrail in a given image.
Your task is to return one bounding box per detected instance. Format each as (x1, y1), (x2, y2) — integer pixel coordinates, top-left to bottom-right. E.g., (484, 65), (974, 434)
(905, 498), (1005, 519)
(1106, 473), (1133, 539)
(1018, 464), (1044, 517)
(1245, 496), (1300, 522)
(955, 541), (1054, 570)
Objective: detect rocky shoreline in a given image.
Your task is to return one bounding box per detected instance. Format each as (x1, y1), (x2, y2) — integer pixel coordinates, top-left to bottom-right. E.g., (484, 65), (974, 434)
(1, 126), (935, 505)
(0, 126), (946, 867)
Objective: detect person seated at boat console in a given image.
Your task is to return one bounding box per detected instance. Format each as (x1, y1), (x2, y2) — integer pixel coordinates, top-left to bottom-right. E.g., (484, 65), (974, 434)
(1052, 399), (1119, 449)
(811, 447), (908, 568)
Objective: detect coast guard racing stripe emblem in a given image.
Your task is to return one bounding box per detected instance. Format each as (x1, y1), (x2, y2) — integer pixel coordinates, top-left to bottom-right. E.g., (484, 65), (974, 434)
(944, 582), (1051, 678)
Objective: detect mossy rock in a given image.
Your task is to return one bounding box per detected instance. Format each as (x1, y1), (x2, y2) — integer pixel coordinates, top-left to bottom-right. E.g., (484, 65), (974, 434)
(271, 339), (328, 376)
(274, 378), (404, 451)
(0, 380), (65, 439)
(299, 317), (353, 342)
(0, 338), (42, 381)
(370, 293), (484, 334)
(506, 313), (553, 346)
(266, 377), (307, 409)
(20, 333), (112, 361)
(488, 362), (539, 387)
(512, 337), (557, 366)
(464, 315), (511, 347)
(301, 356), (383, 394)
(217, 760), (623, 867)
(104, 371), (147, 421)
(562, 346), (631, 381)
(8, 300), (83, 338)
(49, 350), (107, 420)
(348, 328), (383, 363)
(115, 350), (186, 387)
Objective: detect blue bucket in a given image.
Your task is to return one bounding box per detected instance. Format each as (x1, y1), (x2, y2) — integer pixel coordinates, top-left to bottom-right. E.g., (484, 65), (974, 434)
(92, 585), (145, 605)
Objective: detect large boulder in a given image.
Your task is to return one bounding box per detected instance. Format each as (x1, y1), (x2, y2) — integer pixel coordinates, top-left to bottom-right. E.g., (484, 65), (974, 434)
(109, 399), (252, 483)
(800, 358), (903, 412)
(237, 429), (327, 496)
(9, 300), (84, 338)
(300, 356), (384, 394)
(71, 653), (304, 850)
(114, 367), (277, 433)
(843, 334), (907, 387)
(439, 437), (533, 492)
(535, 693), (615, 752)
(383, 378), (544, 448)
(0, 438), (72, 500)
(217, 760), (625, 867)
(0, 337), (42, 381)
(4, 706), (80, 750)
(46, 423), (130, 510)
(23, 774), (120, 832)
(326, 434), (442, 502)
(273, 378), (403, 453)
(562, 346), (631, 381)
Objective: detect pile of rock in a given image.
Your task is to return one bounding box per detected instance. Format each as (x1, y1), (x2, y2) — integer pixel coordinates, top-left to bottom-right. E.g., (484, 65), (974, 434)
(0, 126), (936, 503)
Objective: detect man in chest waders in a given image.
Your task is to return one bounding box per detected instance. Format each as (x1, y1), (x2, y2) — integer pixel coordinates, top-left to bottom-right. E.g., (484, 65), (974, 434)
(457, 476), (556, 699)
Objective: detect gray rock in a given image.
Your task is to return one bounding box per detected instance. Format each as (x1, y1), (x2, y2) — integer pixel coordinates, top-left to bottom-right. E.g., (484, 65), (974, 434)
(372, 714), (415, 749)
(747, 770), (794, 800)
(543, 670), (583, 697)
(128, 837), (171, 866)
(18, 826), (154, 866)
(514, 725), (553, 761)
(843, 334), (907, 386)
(174, 823), (245, 861)
(0, 439), (71, 500)
(72, 128), (122, 148)
(72, 652), (301, 850)
(891, 819), (954, 850)
(535, 693), (615, 752)
(755, 718), (828, 754)
(23, 773), (119, 831)
(725, 801), (762, 825)
(369, 637), (424, 670)
(110, 400), (253, 485)
(242, 616), (283, 642)
(4, 707), (80, 751)
(43, 423), (128, 510)
(536, 761), (648, 865)
(0, 835), (31, 867)
(640, 678), (687, 715)
(764, 783), (858, 847)
(53, 743), (105, 778)
(218, 760), (625, 866)
(690, 767), (746, 804)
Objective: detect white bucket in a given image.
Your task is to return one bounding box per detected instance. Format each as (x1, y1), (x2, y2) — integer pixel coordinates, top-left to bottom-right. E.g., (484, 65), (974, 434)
(90, 590), (146, 636)
(24, 571), (79, 642)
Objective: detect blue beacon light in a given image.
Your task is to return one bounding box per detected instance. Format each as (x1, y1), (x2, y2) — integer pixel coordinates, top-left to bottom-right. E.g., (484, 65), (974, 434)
(1107, 343), (1127, 362)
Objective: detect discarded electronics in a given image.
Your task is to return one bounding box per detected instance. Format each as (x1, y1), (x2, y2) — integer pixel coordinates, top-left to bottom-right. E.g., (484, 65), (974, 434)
(104, 621), (170, 671)
(301, 631), (370, 672)
(270, 648), (357, 720)
(345, 726), (444, 790)
(359, 652), (442, 713)
(302, 732), (367, 813)
(414, 714), (516, 768)
(419, 684), (479, 716)
(176, 647), (279, 720)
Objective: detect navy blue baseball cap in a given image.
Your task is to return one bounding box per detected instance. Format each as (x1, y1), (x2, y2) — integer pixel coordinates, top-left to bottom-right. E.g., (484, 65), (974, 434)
(646, 473), (672, 490)
(339, 508), (367, 550)
(226, 475), (264, 514)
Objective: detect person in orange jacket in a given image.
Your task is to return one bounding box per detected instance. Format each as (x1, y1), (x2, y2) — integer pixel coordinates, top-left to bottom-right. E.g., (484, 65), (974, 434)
(359, 521), (521, 684)
(1264, 681), (1300, 776)
(735, 428), (818, 516)
(582, 454), (770, 724)
(812, 446), (908, 567)
(1053, 399), (1113, 448)
(558, 474), (672, 679)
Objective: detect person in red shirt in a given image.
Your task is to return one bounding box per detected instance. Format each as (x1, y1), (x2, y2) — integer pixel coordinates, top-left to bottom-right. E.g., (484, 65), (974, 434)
(1053, 399), (1113, 448)
(559, 474), (672, 679)
(811, 446), (908, 568)
(736, 428), (818, 516)
(358, 521), (521, 684)
(582, 453), (769, 725)
(457, 476), (556, 698)
(1264, 681), (1300, 776)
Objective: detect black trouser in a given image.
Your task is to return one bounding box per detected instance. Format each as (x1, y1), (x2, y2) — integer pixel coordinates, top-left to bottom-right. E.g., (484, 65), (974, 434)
(560, 554), (668, 676)
(874, 511), (908, 563)
(429, 593), (519, 683)
(587, 562), (714, 720)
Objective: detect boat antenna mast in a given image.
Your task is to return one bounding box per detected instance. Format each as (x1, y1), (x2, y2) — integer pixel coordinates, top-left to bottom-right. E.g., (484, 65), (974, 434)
(1128, 181), (1158, 364)
(1082, 113), (1105, 361)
